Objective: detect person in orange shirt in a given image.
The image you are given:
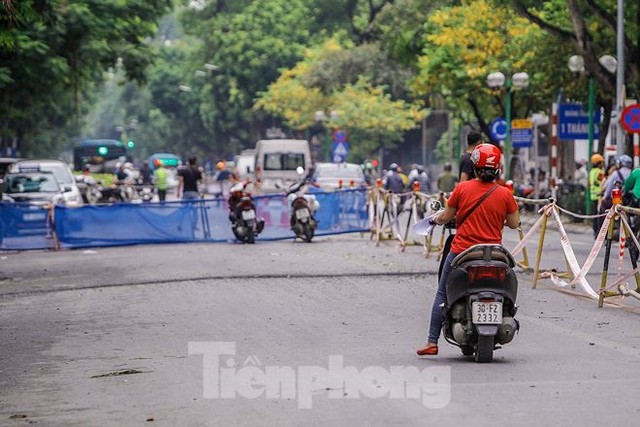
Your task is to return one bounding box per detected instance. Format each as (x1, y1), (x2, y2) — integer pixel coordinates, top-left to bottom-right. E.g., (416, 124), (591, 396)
(417, 144), (520, 356)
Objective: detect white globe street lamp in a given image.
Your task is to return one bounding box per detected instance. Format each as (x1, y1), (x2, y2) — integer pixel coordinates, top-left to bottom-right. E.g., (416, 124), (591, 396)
(487, 71), (529, 179)
(566, 53), (616, 215)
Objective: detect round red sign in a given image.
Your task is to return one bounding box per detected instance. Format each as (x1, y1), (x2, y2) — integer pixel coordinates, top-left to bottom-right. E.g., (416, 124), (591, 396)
(621, 103), (640, 134)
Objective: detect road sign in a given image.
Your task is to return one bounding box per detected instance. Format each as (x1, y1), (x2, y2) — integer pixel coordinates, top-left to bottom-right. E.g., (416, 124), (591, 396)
(332, 142), (349, 163)
(489, 117), (507, 141)
(511, 119), (533, 148)
(333, 130), (348, 144)
(621, 103), (640, 134)
(558, 103), (601, 140)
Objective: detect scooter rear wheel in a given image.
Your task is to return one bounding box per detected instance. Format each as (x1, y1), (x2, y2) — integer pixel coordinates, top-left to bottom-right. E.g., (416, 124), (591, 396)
(475, 335), (494, 363)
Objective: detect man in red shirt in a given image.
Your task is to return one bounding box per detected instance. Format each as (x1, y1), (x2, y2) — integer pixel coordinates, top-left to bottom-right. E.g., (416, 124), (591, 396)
(417, 143), (520, 356)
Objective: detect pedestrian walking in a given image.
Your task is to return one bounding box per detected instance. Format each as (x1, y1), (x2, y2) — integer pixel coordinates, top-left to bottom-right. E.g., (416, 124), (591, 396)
(437, 162), (458, 193)
(589, 153), (605, 237)
(177, 156), (203, 200)
(153, 160), (169, 202)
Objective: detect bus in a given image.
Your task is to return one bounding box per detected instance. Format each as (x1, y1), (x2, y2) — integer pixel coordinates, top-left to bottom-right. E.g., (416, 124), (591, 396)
(147, 153), (181, 171)
(73, 139), (127, 172)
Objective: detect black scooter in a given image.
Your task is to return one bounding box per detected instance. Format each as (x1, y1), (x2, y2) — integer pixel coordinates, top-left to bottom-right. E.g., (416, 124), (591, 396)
(441, 244), (519, 363)
(228, 182), (264, 244)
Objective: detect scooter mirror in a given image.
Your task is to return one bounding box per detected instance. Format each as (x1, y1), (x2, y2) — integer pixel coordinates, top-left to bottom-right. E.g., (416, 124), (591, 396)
(296, 166), (305, 176)
(430, 200), (442, 211)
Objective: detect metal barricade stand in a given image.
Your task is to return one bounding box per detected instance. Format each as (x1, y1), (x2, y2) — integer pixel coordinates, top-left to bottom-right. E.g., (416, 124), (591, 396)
(528, 201), (576, 289)
(48, 204), (60, 251)
(597, 204), (640, 307)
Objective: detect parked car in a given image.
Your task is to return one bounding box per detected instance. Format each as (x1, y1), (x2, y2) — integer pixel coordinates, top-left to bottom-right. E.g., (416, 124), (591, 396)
(8, 159), (83, 207)
(3, 171), (65, 206)
(312, 162), (368, 191)
(0, 157), (23, 179)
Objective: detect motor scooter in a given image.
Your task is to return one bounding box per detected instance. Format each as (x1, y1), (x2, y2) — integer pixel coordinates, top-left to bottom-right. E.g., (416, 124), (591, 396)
(228, 181), (264, 244)
(134, 178), (154, 203)
(285, 168), (319, 242)
(441, 244), (519, 362)
(416, 204), (519, 363)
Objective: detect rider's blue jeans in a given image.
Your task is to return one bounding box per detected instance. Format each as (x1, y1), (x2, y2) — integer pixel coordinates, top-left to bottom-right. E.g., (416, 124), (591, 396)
(428, 251), (458, 344)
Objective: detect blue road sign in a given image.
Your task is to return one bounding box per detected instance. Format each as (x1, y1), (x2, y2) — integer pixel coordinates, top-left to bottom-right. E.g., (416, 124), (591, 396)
(332, 142), (349, 163)
(333, 130), (348, 144)
(512, 129), (533, 148)
(558, 103), (601, 140)
(489, 118), (507, 141)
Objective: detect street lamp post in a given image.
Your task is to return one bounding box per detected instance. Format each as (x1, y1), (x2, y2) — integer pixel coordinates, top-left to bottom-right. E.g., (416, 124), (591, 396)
(567, 54), (617, 215)
(487, 71), (529, 180)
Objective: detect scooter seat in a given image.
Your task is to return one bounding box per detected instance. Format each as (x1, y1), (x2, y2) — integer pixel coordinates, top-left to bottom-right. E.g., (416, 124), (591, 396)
(452, 244), (515, 267)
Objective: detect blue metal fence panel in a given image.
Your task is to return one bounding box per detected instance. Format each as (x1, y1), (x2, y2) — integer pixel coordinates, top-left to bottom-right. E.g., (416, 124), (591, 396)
(0, 189), (369, 250)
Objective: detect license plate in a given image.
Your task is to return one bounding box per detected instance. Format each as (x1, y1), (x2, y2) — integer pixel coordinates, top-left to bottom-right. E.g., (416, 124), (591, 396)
(472, 301), (503, 324)
(23, 212), (46, 221)
(241, 210), (256, 220)
(295, 208), (310, 220)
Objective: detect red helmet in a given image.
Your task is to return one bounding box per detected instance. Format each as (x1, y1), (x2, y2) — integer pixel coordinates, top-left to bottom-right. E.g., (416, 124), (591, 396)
(471, 143), (501, 170)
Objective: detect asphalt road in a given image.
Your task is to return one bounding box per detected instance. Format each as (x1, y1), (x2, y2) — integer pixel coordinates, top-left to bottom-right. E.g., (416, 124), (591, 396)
(1, 219), (640, 426)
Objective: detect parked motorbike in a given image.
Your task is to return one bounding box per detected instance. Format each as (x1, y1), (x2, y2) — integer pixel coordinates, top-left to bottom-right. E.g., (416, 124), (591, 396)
(99, 183), (130, 203)
(228, 181), (264, 244)
(134, 178), (154, 203)
(441, 244), (519, 363)
(76, 176), (103, 205)
(285, 171), (319, 242)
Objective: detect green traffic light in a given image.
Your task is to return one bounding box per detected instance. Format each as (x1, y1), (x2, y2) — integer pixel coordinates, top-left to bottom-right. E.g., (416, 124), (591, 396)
(98, 146), (109, 155)
(127, 140), (135, 148)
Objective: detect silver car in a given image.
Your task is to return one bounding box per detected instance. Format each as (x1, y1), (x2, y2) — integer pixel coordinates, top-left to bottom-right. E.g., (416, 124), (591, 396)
(312, 162), (368, 191)
(8, 160), (84, 207)
(2, 171), (65, 206)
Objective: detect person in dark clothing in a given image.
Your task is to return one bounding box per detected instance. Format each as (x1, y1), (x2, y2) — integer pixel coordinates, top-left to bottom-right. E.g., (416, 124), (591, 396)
(383, 163), (405, 193)
(141, 163), (152, 185)
(458, 131), (483, 181)
(178, 156), (203, 200)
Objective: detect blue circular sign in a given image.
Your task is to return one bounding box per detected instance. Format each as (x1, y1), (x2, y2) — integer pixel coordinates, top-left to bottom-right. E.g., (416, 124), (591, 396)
(489, 117), (507, 141)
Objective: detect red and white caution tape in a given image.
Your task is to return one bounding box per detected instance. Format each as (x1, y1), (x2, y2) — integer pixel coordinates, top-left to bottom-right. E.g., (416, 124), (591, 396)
(568, 208), (615, 289)
(549, 205), (600, 299)
(509, 204), (553, 258)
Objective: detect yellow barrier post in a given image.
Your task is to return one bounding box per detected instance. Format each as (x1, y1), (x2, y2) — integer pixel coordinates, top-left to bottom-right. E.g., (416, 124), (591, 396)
(532, 208), (550, 289)
(598, 212), (616, 308)
(516, 227), (531, 271)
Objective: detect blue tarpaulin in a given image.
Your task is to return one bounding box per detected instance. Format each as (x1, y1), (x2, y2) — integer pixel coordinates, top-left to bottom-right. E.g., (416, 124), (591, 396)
(0, 189), (369, 250)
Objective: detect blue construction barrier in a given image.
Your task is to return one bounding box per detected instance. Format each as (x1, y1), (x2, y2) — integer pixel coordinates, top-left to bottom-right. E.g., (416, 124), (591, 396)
(0, 189), (369, 250)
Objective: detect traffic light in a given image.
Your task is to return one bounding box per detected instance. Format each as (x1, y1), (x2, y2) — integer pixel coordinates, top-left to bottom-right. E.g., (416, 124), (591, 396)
(127, 140), (135, 148)
(98, 146), (109, 156)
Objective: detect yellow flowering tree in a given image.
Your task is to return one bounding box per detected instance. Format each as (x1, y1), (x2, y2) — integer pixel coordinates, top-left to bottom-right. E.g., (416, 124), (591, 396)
(411, 0), (565, 139)
(255, 38), (423, 160)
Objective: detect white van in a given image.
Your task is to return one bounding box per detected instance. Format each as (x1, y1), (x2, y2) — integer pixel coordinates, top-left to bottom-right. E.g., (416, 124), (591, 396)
(234, 149), (255, 181)
(254, 139), (311, 193)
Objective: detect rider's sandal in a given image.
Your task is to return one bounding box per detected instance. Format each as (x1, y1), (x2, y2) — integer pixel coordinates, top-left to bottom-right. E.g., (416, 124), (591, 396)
(416, 343), (438, 356)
